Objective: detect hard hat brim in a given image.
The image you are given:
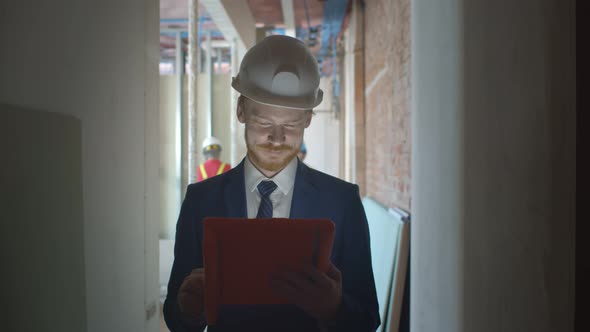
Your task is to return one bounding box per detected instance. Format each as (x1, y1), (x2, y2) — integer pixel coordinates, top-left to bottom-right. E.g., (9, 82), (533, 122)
(232, 77), (323, 110)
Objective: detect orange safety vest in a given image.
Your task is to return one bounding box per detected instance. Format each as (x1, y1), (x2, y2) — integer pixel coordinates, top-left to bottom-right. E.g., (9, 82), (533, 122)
(199, 162), (227, 180)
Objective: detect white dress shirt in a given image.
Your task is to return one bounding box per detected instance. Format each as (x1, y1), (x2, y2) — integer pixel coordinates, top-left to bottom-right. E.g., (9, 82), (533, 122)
(243, 155), (298, 218)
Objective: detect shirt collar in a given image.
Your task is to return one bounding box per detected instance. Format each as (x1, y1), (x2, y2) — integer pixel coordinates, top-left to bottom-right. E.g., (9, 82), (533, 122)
(244, 155), (298, 196)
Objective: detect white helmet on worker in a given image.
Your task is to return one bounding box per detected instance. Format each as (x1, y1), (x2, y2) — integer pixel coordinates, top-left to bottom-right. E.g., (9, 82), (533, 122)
(202, 136), (222, 153)
(231, 35), (323, 110)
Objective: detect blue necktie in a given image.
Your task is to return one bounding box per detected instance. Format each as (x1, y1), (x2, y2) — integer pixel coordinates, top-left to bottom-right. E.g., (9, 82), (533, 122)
(256, 180), (277, 218)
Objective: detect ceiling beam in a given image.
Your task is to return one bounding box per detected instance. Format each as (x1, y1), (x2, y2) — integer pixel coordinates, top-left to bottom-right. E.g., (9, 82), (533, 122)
(281, 0), (296, 37)
(200, 0), (256, 51)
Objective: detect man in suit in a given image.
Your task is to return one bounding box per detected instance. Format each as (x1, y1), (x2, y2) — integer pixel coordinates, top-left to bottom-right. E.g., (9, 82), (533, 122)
(164, 35), (380, 332)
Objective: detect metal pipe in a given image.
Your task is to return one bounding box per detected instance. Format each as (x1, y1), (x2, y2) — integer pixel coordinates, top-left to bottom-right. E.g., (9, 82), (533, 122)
(216, 49), (222, 73)
(187, 0), (199, 186)
(206, 30), (213, 137)
(175, 32), (183, 207)
(230, 38), (238, 167)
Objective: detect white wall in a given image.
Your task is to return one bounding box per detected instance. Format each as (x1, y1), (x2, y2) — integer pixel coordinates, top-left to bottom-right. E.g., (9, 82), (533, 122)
(412, 0), (575, 331)
(411, 1), (464, 329)
(229, 44), (250, 166)
(1, 105), (86, 332)
(159, 76), (182, 240)
(304, 77), (341, 178)
(0, 1), (161, 331)
(461, 1), (575, 330)
(159, 73), (233, 239)
(196, 73), (233, 168)
(212, 74), (233, 166)
(343, 7), (357, 184)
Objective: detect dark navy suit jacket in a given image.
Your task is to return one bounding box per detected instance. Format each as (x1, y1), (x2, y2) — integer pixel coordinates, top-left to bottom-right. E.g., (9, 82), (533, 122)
(164, 159), (380, 332)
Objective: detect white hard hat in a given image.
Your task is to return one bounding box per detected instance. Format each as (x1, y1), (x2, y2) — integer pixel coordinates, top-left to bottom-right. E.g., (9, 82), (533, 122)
(231, 35), (323, 110)
(202, 136), (222, 150)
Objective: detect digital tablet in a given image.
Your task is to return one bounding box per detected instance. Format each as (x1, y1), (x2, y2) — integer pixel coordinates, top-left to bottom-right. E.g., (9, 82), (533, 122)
(202, 217), (335, 325)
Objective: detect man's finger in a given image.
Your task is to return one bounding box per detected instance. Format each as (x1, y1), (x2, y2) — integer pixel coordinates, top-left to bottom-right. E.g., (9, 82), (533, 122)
(179, 286), (203, 297)
(269, 277), (306, 306)
(185, 269), (205, 281)
(282, 270), (321, 294)
(179, 273), (205, 294)
(180, 280), (204, 292)
(301, 265), (331, 288)
(325, 263), (342, 283)
(269, 277), (297, 294)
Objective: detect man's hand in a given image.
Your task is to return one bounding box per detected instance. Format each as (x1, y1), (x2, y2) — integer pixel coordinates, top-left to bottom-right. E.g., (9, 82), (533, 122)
(178, 268), (206, 321)
(269, 262), (343, 323)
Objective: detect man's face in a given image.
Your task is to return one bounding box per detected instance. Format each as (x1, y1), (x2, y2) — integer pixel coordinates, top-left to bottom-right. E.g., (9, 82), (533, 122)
(237, 98), (312, 175)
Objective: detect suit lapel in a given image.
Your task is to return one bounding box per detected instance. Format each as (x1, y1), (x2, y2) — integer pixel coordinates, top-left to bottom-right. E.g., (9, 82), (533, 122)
(224, 159), (248, 218)
(289, 160), (321, 219)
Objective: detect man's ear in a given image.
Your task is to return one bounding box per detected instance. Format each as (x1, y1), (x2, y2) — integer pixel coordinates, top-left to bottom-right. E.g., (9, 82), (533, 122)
(303, 111), (313, 128)
(237, 103), (246, 123)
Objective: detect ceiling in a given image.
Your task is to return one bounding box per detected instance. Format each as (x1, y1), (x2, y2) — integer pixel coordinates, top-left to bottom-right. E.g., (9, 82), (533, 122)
(159, 0), (349, 75)
(246, 0), (325, 29)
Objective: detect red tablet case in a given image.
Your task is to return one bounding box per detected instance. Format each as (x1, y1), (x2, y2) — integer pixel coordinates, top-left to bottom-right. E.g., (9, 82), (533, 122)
(202, 217), (335, 325)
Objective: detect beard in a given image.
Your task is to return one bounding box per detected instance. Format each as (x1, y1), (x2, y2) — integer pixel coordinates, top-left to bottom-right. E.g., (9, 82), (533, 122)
(247, 142), (299, 173)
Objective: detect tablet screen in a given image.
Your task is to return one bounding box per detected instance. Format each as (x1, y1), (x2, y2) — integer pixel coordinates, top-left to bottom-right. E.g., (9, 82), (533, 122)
(202, 217), (335, 325)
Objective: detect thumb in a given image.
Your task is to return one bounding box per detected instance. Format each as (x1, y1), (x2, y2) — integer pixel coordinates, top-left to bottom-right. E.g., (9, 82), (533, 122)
(326, 263), (341, 283)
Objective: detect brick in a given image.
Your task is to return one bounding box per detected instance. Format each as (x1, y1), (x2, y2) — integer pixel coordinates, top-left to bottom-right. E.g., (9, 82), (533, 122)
(364, 0), (412, 211)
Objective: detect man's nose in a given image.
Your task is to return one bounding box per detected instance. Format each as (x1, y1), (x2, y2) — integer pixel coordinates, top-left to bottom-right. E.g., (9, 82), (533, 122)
(268, 125), (286, 142)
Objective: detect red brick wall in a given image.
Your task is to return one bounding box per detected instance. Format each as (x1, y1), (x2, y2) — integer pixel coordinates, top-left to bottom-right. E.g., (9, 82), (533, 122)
(364, 0), (411, 210)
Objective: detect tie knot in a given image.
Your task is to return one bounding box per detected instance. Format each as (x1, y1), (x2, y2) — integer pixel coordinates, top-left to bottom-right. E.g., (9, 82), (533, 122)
(257, 180), (277, 198)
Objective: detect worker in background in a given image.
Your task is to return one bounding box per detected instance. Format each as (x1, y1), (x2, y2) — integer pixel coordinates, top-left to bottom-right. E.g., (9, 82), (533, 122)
(298, 141), (307, 161)
(164, 35), (380, 332)
(196, 136), (231, 182)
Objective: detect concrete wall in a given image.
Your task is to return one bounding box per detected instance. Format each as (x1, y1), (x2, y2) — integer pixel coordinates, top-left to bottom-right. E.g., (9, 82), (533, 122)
(160, 73), (233, 239)
(304, 112), (341, 178)
(364, 0), (412, 210)
(212, 74), (233, 167)
(0, 1), (161, 331)
(159, 76), (182, 240)
(303, 77), (341, 177)
(412, 0), (575, 331)
(1, 104), (86, 332)
(461, 0), (576, 330)
(229, 44), (249, 167)
(197, 73), (233, 168)
(411, 1), (464, 330)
